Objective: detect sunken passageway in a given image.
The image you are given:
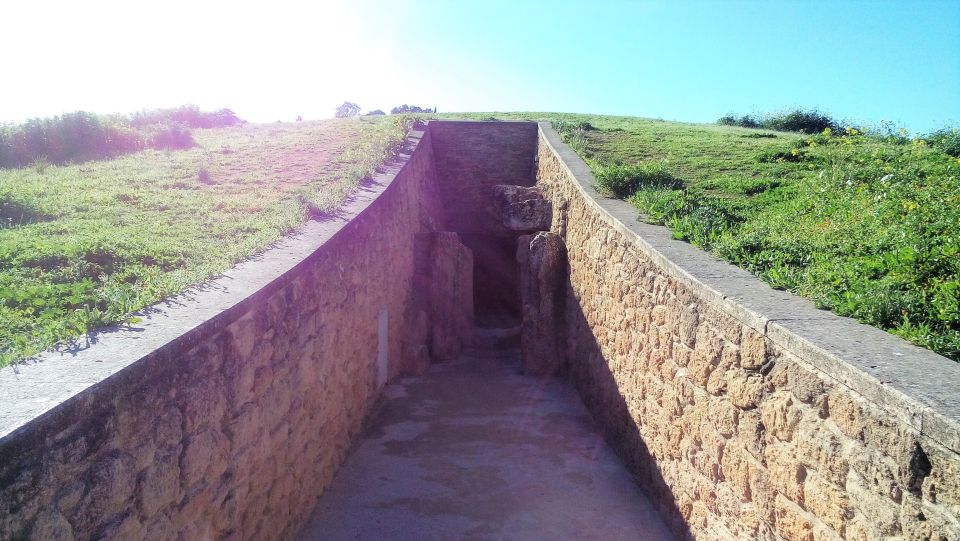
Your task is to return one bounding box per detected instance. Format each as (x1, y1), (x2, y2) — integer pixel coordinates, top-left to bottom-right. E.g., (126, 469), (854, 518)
(297, 329), (672, 541)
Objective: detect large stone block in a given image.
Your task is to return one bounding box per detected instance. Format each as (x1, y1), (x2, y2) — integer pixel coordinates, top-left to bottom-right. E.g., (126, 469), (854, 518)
(774, 494), (815, 541)
(401, 309), (431, 375)
(518, 232), (567, 375)
(136, 447), (181, 517)
(802, 473), (851, 534)
(492, 184), (552, 233)
(70, 451), (136, 534)
(28, 509), (73, 541)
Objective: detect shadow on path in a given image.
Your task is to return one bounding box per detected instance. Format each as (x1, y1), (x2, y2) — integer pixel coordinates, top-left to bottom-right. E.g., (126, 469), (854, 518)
(297, 329), (673, 541)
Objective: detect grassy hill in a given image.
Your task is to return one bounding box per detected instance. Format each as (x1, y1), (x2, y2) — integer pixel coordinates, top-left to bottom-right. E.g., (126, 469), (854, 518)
(0, 116), (410, 367)
(3, 110), (957, 366)
(440, 112), (960, 362)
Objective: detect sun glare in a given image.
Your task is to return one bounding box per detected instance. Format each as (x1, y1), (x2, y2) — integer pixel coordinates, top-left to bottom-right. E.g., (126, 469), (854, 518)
(2, 0), (399, 123)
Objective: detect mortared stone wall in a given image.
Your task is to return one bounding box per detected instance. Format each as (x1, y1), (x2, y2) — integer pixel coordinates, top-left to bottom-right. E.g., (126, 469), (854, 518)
(536, 122), (960, 541)
(0, 128), (444, 540)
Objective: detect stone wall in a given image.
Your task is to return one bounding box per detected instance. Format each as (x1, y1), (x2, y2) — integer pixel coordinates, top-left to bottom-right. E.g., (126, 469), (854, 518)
(429, 121), (540, 326)
(535, 122), (960, 541)
(429, 120), (538, 235)
(0, 129), (444, 540)
(5, 119), (958, 541)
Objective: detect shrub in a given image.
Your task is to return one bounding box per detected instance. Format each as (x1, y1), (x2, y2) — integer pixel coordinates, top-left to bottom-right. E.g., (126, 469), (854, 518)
(389, 104), (434, 114)
(209, 108), (242, 127)
(365, 110), (386, 116)
(630, 187), (746, 249)
(719, 109), (838, 134)
(700, 175), (783, 195)
(927, 128), (960, 157)
(0, 193), (53, 227)
(0, 105), (241, 168)
(718, 114), (759, 128)
(0, 112), (147, 168)
(148, 122), (195, 150)
(130, 105), (242, 129)
(755, 145), (810, 163)
(31, 156), (50, 174)
(553, 119), (593, 157)
(594, 161), (683, 198)
(761, 109), (838, 134)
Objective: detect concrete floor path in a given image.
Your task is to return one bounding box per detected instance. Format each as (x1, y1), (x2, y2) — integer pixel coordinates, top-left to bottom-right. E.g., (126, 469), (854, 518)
(297, 331), (673, 541)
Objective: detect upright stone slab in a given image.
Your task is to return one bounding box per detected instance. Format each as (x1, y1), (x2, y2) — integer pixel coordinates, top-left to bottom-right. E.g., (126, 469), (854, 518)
(428, 232), (474, 360)
(518, 232), (566, 375)
(401, 309), (431, 375)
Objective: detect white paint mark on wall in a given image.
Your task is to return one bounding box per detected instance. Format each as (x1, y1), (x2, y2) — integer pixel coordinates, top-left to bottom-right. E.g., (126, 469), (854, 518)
(377, 309), (389, 388)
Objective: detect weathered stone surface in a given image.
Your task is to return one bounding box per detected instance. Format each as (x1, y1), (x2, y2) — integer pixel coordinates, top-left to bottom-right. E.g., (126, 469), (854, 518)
(55, 482), (86, 518)
(28, 509), (74, 541)
(430, 121), (538, 235)
(775, 495), (814, 541)
(0, 126), (451, 540)
(94, 512), (143, 540)
(803, 473), (851, 534)
(137, 447), (181, 517)
(401, 309), (431, 375)
(535, 121), (960, 541)
(492, 184), (552, 232)
(518, 231), (567, 375)
(73, 451), (135, 530)
(427, 232), (474, 360)
(181, 428), (230, 486)
(3, 120), (960, 541)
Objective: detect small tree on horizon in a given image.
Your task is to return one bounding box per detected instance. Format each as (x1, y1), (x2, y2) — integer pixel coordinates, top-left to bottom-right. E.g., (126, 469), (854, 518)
(334, 102), (361, 118)
(389, 104), (435, 114)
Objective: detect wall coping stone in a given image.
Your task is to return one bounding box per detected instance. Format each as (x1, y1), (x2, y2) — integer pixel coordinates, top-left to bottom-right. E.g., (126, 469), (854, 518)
(0, 129), (427, 441)
(538, 121), (960, 453)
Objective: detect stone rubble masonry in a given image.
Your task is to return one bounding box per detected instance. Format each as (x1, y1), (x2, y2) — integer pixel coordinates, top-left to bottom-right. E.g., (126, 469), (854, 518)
(3, 119), (958, 541)
(517, 232), (567, 376)
(536, 121), (960, 541)
(0, 128), (448, 540)
(428, 120), (538, 235)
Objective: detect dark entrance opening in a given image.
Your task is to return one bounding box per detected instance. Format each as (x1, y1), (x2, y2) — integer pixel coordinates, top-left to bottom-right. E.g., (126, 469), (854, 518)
(460, 234), (522, 328)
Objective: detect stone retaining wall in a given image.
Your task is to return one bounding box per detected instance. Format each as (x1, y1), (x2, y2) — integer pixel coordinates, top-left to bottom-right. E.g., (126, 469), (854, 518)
(429, 121), (540, 326)
(0, 129), (442, 540)
(429, 121), (538, 235)
(4, 120), (958, 541)
(536, 122), (960, 541)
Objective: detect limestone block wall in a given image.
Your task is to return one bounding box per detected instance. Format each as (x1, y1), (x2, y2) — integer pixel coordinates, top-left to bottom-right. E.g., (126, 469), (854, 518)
(536, 122), (960, 541)
(429, 121), (540, 325)
(429, 120), (538, 235)
(0, 129), (442, 540)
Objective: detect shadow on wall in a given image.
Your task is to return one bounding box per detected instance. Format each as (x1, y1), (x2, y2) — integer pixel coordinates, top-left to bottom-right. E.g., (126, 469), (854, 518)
(562, 278), (694, 540)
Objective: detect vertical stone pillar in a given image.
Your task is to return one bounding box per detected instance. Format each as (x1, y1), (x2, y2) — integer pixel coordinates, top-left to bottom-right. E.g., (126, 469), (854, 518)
(401, 308), (431, 375)
(517, 231), (567, 375)
(428, 232), (474, 360)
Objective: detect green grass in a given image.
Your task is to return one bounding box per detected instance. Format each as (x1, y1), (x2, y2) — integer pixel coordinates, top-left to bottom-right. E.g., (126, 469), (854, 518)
(0, 116), (411, 367)
(436, 112), (960, 362)
(6, 111), (956, 365)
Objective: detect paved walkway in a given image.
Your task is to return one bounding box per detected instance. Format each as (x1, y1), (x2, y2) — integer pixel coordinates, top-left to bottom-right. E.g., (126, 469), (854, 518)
(297, 331), (673, 541)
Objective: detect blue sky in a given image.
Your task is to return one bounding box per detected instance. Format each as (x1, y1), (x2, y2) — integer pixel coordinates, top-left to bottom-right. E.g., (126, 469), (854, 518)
(3, 0), (958, 133)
